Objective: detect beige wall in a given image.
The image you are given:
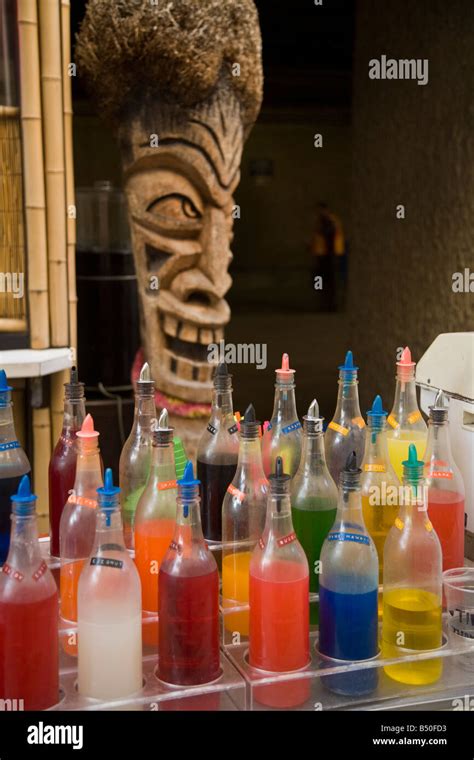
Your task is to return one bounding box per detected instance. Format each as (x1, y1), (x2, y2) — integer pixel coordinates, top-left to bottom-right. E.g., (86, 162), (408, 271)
(349, 0), (474, 413)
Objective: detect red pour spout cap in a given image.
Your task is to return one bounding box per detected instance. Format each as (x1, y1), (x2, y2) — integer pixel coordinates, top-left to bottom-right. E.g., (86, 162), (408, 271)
(77, 413), (99, 439)
(396, 346), (416, 381)
(276, 352), (295, 381)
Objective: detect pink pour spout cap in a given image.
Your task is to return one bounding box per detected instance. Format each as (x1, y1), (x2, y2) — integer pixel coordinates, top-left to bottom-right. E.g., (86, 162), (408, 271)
(396, 346), (416, 381)
(76, 413), (99, 439)
(276, 352), (295, 381)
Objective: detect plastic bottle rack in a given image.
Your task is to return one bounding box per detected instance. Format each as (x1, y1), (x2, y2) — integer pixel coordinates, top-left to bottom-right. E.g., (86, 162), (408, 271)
(37, 539), (474, 712)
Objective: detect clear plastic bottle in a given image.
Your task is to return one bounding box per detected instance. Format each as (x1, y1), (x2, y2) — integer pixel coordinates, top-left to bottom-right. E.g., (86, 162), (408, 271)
(158, 461), (220, 685)
(249, 457), (310, 708)
(59, 413), (103, 655)
(386, 347), (427, 482)
(78, 469), (142, 700)
(48, 367), (86, 558)
(119, 362), (155, 549)
(0, 476), (58, 710)
(361, 395), (399, 610)
(196, 362), (239, 541)
(134, 408), (177, 649)
(424, 391), (465, 571)
(262, 353), (302, 478)
(0, 370), (31, 564)
(324, 351), (366, 484)
(222, 404), (268, 636)
(291, 399), (338, 625)
(382, 444), (443, 685)
(319, 452), (379, 696)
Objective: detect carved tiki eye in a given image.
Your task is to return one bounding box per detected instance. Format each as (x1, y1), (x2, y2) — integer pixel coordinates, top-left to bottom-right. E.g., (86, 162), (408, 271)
(146, 194), (201, 221)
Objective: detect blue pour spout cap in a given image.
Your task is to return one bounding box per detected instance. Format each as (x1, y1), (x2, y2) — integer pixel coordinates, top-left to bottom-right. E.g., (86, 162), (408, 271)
(177, 460), (200, 516)
(96, 468), (120, 524)
(338, 350), (358, 373)
(0, 370), (12, 392)
(367, 394), (387, 421)
(11, 474), (37, 515)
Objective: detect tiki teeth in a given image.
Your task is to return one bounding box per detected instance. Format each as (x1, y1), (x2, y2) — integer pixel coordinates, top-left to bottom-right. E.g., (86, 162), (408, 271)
(163, 314), (178, 337)
(178, 322), (199, 342)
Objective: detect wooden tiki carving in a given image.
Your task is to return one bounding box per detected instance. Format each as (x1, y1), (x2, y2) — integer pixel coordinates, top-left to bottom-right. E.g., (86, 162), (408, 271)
(76, 0), (263, 453)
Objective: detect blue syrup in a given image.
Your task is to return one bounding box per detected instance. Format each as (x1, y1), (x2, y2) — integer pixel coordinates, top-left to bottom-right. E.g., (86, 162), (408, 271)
(0, 473), (30, 564)
(319, 584), (379, 696)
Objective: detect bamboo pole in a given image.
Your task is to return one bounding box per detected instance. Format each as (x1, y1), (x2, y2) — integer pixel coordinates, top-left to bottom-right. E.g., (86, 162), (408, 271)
(38, 0), (69, 347)
(32, 406), (51, 530)
(0, 106), (27, 328)
(17, 0), (50, 348)
(61, 0), (77, 354)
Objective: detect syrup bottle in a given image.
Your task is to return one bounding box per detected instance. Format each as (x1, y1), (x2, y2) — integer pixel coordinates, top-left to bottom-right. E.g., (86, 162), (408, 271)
(48, 367), (86, 558)
(196, 362), (239, 541)
(262, 353), (302, 477)
(325, 350), (366, 484)
(0, 476), (58, 709)
(119, 362), (156, 548)
(158, 461), (220, 685)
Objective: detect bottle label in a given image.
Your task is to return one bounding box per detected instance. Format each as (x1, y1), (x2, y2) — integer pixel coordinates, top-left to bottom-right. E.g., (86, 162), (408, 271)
(426, 520), (433, 532)
(277, 532), (297, 547)
(207, 423), (217, 435)
(363, 463), (386, 473)
(387, 414), (399, 429)
(395, 517), (404, 530)
(2, 563), (24, 582)
(227, 483), (245, 501)
(169, 540), (180, 553)
(157, 479), (177, 491)
(32, 561), (48, 582)
(0, 440), (20, 452)
(90, 557), (123, 570)
(352, 416), (366, 429)
(68, 494), (97, 509)
(328, 531), (370, 546)
(408, 410), (422, 424)
(430, 470), (453, 480)
(60, 435), (74, 448)
(328, 421), (349, 436)
(258, 537), (265, 549)
(228, 423), (239, 435)
(282, 421), (302, 435)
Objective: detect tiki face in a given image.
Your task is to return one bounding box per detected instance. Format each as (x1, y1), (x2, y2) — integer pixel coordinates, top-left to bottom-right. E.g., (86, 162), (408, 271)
(122, 94), (243, 403)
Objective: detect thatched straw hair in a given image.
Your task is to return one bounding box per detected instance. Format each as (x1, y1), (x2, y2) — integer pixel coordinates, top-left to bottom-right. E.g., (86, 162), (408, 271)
(76, 0), (263, 131)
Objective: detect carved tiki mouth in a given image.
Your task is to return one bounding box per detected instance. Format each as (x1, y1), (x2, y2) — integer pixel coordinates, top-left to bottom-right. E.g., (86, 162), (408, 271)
(161, 312), (225, 384)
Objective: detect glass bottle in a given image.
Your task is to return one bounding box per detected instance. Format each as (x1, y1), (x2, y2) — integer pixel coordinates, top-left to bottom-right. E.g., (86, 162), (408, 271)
(262, 353), (302, 477)
(319, 452), (379, 696)
(119, 362), (155, 549)
(325, 351), (366, 484)
(222, 404), (268, 636)
(291, 398), (338, 625)
(158, 461), (220, 685)
(0, 476), (58, 710)
(78, 469), (142, 700)
(249, 456), (310, 708)
(59, 413), (103, 655)
(196, 362), (239, 541)
(424, 391), (465, 571)
(0, 370), (30, 564)
(319, 451), (379, 695)
(361, 394), (399, 611)
(134, 408), (177, 649)
(386, 346), (427, 482)
(48, 366), (86, 558)
(382, 444), (443, 685)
